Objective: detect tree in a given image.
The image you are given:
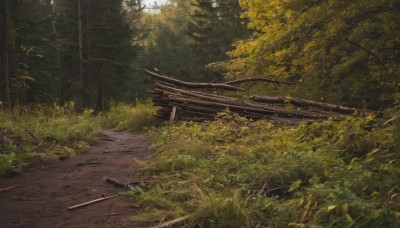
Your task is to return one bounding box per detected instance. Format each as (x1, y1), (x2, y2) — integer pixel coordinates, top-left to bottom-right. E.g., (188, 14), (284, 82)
(0, 0), (11, 107)
(54, 0), (137, 110)
(227, 0), (400, 109)
(187, 0), (248, 81)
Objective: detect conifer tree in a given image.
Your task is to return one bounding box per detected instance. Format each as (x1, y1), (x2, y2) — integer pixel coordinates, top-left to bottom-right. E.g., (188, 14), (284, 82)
(187, 0), (248, 81)
(0, 0), (11, 107)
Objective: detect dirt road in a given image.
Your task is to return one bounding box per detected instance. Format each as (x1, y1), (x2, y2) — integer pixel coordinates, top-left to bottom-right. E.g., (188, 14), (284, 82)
(0, 130), (152, 228)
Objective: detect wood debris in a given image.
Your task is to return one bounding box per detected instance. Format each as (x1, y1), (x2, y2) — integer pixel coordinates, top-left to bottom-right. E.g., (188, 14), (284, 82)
(145, 70), (373, 124)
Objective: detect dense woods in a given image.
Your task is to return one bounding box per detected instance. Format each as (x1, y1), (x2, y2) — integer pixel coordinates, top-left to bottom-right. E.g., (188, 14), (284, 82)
(1, 0), (400, 227)
(1, 0), (399, 110)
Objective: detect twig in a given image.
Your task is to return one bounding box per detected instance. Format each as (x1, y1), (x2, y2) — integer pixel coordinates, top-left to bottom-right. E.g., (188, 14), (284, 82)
(152, 215), (192, 228)
(103, 150), (133, 154)
(101, 138), (116, 141)
(25, 129), (41, 145)
(87, 161), (105, 165)
(264, 185), (289, 195)
(0, 185), (19, 192)
(257, 181), (268, 197)
(67, 195), (118, 210)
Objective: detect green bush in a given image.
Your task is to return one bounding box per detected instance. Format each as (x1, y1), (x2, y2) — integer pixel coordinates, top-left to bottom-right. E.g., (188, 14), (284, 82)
(98, 101), (157, 132)
(0, 102), (157, 175)
(130, 114), (400, 227)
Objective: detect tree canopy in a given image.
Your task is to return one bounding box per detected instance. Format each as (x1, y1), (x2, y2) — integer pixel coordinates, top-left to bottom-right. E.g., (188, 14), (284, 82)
(226, 0), (400, 109)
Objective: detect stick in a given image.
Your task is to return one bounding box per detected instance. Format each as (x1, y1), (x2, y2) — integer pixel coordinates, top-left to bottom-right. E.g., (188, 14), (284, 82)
(67, 195), (118, 210)
(25, 129), (41, 145)
(0, 185), (19, 192)
(101, 138), (116, 141)
(169, 106), (177, 123)
(257, 181), (268, 197)
(87, 161), (105, 165)
(106, 178), (135, 191)
(103, 150), (133, 154)
(225, 77), (295, 85)
(153, 215), (192, 228)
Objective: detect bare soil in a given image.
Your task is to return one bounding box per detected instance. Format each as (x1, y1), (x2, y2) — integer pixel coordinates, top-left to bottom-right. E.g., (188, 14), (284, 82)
(0, 130), (152, 228)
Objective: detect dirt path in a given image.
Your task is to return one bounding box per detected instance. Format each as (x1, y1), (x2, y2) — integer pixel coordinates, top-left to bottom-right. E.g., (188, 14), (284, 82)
(0, 130), (152, 228)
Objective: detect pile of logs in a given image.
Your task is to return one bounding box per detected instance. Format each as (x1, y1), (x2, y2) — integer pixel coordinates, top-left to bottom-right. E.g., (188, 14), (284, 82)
(145, 70), (373, 124)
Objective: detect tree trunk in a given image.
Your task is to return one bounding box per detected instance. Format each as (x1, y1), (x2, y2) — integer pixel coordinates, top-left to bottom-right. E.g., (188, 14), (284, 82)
(0, 0), (11, 108)
(76, 0), (85, 111)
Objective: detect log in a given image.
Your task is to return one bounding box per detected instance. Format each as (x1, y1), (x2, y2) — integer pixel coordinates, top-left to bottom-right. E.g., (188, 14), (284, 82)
(145, 69), (242, 91)
(146, 73), (365, 123)
(250, 95), (365, 114)
(156, 83), (329, 119)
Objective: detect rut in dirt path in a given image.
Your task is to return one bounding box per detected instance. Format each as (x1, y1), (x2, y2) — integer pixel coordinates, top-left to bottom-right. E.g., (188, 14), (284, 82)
(0, 130), (152, 228)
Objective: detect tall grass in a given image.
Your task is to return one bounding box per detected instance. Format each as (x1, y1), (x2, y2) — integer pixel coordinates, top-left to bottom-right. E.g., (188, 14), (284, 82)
(0, 102), (157, 176)
(98, 101), (157, 132)
(130, 114), (400, 227)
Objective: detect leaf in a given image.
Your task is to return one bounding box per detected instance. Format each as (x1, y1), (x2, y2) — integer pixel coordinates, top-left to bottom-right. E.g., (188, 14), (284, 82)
(288, 180), (302, 192)
(327, 205), (336, 211)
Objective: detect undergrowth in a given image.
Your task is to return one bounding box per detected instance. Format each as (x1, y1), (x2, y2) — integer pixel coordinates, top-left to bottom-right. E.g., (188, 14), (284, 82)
(0, 102), (156, 176)
(129, 112), (400, 227)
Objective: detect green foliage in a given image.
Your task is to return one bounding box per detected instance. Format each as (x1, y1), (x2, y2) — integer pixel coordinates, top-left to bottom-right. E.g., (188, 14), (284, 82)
(0, 104), (98, 175)
(98, 101), (157, 132)
(226, 0), (400, 109)
(130, 114), (400, 227)
(0, 102), (157, 175)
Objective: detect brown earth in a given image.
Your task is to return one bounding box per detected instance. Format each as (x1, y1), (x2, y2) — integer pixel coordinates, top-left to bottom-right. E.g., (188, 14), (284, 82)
(0, 130), (153, 228)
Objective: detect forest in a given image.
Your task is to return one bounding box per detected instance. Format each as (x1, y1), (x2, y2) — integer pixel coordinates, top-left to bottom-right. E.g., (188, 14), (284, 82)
(1, 0), (400, 227)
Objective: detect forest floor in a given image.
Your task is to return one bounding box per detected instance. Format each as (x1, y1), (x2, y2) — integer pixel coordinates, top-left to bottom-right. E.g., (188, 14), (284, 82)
(0, 130), (152, 228)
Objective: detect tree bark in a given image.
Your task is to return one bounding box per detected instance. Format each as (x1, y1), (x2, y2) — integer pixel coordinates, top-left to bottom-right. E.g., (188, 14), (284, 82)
(0, 0), (11, 108)
(76, 0), (85, 111)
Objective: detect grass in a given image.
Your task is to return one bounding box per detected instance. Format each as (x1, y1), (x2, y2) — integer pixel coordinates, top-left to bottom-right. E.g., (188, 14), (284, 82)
(129, 112), (400, 227)
(0, 101), (157, 176)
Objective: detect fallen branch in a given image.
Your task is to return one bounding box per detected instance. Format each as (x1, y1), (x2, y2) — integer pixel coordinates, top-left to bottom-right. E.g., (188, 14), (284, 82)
(106, 178), (134, 191)
(249, 95), (374, 114)
(225, 77), (295, 85)
(153, 215), (192, 228)
(0, 185), (19, 192)
(67, 195), (118, 210)
(145, 69), (242, 91)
